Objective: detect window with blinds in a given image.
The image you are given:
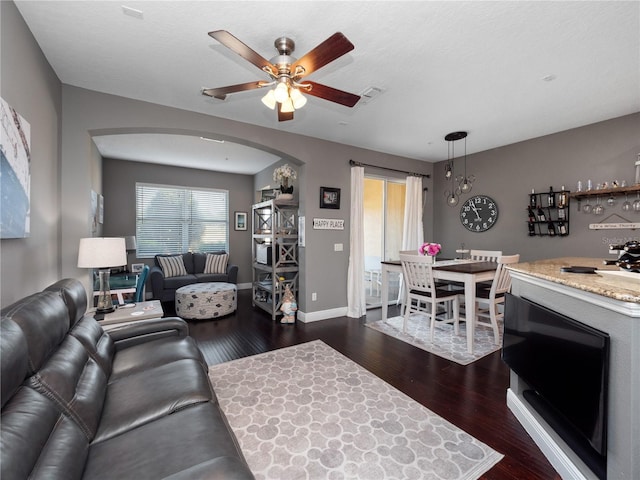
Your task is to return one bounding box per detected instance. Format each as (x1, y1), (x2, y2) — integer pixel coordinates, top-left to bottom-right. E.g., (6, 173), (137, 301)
(135, 183), (229, 258)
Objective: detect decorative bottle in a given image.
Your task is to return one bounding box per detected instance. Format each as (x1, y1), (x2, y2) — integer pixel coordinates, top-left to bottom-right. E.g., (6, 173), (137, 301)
(536, 206), (546, 222)
(530, 189), (537, 208)
(557, 221), (567, 236)
(547, 187), (555, 208)
(547, 221), (556, 236)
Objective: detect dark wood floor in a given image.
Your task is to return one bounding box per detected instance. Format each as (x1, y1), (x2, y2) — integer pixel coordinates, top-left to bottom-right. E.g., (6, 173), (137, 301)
(167, 290), (561, 480)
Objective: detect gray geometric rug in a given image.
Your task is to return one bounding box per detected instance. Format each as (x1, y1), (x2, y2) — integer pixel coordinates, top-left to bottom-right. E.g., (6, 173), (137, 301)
(208, 340), (503, 479)
(366, 314), (503, 366)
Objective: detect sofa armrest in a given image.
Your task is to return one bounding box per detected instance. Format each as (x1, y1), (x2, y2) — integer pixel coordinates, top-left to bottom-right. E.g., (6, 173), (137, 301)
(226, 264), (238, 284)
(106, 317), (189, 350)
(149, 265), (165, 299)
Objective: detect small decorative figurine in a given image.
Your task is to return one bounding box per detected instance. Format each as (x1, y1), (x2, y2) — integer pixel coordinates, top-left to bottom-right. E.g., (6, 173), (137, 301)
(280, 285), (297, 324)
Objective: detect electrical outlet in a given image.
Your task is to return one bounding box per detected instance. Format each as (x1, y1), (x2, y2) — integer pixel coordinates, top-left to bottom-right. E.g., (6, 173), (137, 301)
(334, 243), (343, 252)
(312, 292), (317, 301)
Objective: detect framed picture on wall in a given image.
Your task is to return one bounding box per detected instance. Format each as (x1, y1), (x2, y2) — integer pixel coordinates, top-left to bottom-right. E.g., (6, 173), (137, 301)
(235, 211), (248, 231)
(320, 187), (341, 209)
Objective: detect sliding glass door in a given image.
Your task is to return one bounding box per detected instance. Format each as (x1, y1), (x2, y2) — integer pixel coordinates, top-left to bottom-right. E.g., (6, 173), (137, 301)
(364, 176), (405, 308)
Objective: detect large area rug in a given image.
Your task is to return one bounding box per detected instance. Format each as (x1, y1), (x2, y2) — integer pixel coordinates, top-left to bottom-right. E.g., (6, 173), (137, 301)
(366, 314), (503, 366)
(208, 340), (503, 479)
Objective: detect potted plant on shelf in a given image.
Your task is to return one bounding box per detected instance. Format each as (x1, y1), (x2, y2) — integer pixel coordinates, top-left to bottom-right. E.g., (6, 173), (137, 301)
(273, 164), (297, 199)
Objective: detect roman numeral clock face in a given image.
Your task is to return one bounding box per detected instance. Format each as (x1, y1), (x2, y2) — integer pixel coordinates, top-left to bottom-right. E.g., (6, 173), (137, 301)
(460, 195), (499, 232)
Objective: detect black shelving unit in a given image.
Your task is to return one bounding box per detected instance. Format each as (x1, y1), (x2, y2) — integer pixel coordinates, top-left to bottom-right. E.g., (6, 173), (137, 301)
(527, 189), (570, 237)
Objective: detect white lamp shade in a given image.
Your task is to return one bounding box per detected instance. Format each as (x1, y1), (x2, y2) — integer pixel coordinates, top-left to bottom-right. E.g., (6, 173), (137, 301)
(261, 90), (277, 110)
(77, 237), (127, 268)
(290, 88), (307, 109)
(280, 97), (295, 113)
(274, 82), (289, 103)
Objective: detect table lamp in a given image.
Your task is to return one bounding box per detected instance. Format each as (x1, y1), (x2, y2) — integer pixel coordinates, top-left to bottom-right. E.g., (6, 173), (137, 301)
(124, 235), (137, 271)
(78, 237), (126, 313)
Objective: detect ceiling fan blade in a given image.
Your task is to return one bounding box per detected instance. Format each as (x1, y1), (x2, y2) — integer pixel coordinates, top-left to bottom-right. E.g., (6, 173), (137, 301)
(209, 30), (275, 74)
(277, 104), (294, 122)
(303, 81), (361, 107)
(291, 32), (355, 78)
(202, 81), (265, 100)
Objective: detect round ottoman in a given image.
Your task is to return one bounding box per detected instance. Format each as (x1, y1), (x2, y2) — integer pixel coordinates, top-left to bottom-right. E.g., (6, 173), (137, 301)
(175, 282), (237, 320)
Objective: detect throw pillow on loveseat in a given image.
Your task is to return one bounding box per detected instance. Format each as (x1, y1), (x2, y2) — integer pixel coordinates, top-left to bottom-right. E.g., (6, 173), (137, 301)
(150, 252), (238, 302)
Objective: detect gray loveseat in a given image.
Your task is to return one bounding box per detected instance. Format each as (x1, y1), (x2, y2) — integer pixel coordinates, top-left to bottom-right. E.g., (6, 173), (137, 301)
(150, 252), (238, 302)
(1, 278), (254, 479)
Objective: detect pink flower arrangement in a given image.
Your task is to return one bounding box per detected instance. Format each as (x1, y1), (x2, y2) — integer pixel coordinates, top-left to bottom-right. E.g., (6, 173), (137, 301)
(419, 242), (441, 256)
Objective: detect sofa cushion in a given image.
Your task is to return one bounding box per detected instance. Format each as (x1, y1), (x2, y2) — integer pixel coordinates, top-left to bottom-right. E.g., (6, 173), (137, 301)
(110, 335), (207, 380)
(1, 387), (89, 480)
(84, 403), (254, 480)
(163, 274), (198, 291)
(157, 255), (189, 278)
(205, 253), (229, 274)
(94, 358), (214, 442)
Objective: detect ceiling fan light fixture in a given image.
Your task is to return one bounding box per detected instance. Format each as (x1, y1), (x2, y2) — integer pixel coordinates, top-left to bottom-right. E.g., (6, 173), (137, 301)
(274, 81), (289, 103)
(290, 87), (307, 109)
(280, 97), (295, 113)
(261, 89), (277, 110)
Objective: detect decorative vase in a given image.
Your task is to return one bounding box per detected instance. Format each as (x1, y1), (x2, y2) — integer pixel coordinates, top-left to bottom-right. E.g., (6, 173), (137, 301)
(278, 178), (294, 200)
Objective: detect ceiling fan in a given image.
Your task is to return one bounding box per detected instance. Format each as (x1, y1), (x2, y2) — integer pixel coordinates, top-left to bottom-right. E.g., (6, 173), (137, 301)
(201, 30), (361, 121)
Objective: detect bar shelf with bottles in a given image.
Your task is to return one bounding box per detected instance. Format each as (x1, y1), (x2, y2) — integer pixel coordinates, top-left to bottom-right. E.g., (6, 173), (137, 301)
(527, 187), (570, 237)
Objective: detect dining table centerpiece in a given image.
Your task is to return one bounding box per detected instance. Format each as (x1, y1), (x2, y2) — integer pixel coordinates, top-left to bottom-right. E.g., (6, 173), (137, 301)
(273, 164), (297, 197)
(419, 242), (442, 262)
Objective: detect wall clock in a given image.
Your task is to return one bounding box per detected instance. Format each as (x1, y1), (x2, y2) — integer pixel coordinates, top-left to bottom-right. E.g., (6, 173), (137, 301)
(460, 195), (498, 232)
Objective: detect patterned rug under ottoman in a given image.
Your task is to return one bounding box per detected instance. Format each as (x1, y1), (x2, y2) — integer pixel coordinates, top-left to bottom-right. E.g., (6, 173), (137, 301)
(175, 282), (237, 320)
(208, 340), (503, 480)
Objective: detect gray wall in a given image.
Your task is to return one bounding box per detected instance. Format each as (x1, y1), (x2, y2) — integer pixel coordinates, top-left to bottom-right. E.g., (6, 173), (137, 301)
(59, 86), (433, 315)
(0, 1), (62, 306)
(433, 113), (640, 261)
(102, 158), (254, 284)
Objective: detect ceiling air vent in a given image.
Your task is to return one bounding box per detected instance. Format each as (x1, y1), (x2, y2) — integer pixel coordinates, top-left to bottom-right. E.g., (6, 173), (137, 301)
(357, 87), (384, 106)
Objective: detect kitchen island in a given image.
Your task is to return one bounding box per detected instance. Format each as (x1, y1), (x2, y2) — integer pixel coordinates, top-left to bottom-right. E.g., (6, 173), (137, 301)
(506, 257), (639, 480)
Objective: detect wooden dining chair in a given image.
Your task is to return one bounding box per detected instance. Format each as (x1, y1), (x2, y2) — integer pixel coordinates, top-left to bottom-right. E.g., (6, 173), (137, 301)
(473, 254), (520, 344)
(400, 253), (460, 340)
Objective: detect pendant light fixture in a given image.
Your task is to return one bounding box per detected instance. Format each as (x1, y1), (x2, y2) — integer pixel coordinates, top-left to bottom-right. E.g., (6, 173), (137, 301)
(457, 133), (475, 194)
(444, 131), (466, 207)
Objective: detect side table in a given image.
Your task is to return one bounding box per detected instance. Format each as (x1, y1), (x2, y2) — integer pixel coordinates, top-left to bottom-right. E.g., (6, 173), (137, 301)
(94, 300), (164, 328)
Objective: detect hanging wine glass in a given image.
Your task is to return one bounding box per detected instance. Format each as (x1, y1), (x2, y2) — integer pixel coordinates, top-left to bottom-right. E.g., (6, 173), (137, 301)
(606, 195), (617, 207)
(622, 194), (631, 212)
(593, 196), (604, 215)
(582, 197), (592, 213)
(633, 192), (640, 212)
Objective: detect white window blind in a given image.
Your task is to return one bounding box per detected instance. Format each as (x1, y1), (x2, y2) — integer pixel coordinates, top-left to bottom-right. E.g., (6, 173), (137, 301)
(135, 183), (229, 258)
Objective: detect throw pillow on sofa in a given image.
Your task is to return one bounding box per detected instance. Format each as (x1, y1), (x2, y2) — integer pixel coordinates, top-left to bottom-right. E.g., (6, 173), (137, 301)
(157, 255), (188, 278)
(204, 253), (228, 274)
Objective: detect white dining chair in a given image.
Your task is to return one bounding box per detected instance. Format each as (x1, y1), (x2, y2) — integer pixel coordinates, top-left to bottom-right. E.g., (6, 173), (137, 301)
(469, 249), (502, 262)
(400, 253), (460, 340)
(472, 254), (520, 344)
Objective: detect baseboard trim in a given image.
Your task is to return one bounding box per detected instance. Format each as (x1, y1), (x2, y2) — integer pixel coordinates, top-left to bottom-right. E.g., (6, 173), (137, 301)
(506, 388), (592, 480)
(297, 307), (348, 323)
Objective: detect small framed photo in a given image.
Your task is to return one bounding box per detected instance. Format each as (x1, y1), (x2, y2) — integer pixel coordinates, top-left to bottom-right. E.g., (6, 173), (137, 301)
(131, 263), (144, 274)
(235, 211), (248, 231)
(320, 187), (341, 209)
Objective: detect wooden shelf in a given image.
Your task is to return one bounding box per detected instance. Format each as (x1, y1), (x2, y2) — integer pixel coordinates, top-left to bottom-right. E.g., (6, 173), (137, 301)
(570, 184), (640, 200)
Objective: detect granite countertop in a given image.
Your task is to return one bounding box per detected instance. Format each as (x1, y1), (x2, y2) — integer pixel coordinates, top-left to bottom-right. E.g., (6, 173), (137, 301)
(508, 257), (640, 304)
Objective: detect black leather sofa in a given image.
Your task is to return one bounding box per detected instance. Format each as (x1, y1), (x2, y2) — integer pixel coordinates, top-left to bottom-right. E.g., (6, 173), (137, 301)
(150, 252), (238, 302)
(0, 278), (254, 479)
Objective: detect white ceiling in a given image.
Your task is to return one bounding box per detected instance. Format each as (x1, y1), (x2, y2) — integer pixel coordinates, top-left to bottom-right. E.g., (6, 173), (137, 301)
(15, 1), (640, 174)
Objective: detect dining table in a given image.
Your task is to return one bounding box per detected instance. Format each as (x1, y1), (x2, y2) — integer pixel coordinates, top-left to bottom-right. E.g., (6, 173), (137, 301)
(380, 259), (498, 353)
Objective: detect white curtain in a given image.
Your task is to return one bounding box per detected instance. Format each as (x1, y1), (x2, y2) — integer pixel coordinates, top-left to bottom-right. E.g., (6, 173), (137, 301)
(347, 166), (366, 318)
(402, 176), (424, 251)
(398, 176), (425, 307)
